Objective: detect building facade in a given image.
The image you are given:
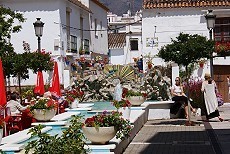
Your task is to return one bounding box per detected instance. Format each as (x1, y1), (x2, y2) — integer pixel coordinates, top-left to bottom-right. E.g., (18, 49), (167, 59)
(142, 0), (230, 101)
(108, 10), (143, 65)
(0, 0), (109, 88)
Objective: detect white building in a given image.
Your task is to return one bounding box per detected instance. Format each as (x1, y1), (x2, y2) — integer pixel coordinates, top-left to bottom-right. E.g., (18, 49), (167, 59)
(108, 10), (143, 65)
(0, 0), (109, 88)
(142, 0), (230, 101)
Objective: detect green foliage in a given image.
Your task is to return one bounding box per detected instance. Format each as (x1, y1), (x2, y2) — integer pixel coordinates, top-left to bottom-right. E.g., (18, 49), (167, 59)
(179, 63), (197, 81)
(112, 98), (131, 109)
(25, 115), (88, 154)
(158, 33), (214, 67)
(0, 6), (25, 75)
(11, 52), (31, 80)
(28, 51), (54, 73)
(126, 90), (142, 97)
(84, 111), (132, 140)
(30, 97), (57, 111)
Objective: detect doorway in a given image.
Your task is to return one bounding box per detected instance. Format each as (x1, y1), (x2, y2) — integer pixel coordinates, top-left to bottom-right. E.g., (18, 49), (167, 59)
(213, 65), (230, 103)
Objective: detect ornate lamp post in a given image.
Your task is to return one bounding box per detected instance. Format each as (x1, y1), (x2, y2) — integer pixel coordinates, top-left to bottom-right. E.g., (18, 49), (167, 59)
(205, 10), (216, 78)
(33, 18), (44, 52)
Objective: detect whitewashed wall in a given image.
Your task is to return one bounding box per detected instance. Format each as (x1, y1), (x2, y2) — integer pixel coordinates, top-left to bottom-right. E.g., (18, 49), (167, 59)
(142, 8), (211, 77)
(0, 0), (62, 86)
(110, 48), (125, 64)
(89, 1), (108, 55)
(0, 0), (93, 87)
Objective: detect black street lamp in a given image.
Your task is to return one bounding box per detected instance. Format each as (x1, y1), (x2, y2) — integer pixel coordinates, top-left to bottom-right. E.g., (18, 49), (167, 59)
(33, 18), (44, 52)
(205, 10), (216, 79)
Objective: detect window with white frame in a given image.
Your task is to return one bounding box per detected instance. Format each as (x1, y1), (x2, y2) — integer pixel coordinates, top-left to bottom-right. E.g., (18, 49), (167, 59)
(130, 39), (138, 51)
(70, 35), (77, 53)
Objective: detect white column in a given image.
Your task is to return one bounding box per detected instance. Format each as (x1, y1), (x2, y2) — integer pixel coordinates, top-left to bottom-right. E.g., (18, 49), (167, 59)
(171, 63), (179, 85)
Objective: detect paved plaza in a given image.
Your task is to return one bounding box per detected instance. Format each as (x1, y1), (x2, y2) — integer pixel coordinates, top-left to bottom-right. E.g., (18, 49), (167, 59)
(124, 103), (230, 154)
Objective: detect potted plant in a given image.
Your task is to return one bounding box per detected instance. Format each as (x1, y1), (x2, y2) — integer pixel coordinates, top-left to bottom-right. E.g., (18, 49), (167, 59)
(123, 88), (147, 106)
(65, 88), (84, 109)
(82, 111), (132, 145)
(25, 115), (88, 153)
(30, 97), (58, 121)
(198, 59), (206, 68)
(112, 98), (131, 120)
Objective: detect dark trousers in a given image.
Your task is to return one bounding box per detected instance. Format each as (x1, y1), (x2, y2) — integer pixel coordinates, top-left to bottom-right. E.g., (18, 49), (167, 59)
(172, 96), (188, 105)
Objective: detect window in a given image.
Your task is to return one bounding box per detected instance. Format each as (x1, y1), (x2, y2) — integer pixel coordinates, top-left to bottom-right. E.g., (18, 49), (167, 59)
(100, 21), (103, 37)
(130, 39), (138, 51)
(70, 35), (77, 53)
(214, 17), (230, 42)
(83, 39), (90, 54)
(95, 18), (98, 37)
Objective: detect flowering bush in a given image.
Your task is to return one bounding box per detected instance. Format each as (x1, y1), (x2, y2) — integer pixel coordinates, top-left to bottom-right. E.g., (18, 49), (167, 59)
(112, 98), (131, 109)
(30, 97), (58, 111)
(65, 88), (84, 104)
(84, 111), (132, 140)
(215, 42), (230, 53)
(183, 78), (204, 113)
(122, 88), (147, 98)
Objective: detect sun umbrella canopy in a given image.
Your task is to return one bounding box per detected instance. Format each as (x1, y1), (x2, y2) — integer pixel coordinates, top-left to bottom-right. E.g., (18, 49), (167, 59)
(34, 71), (45, 95)
(0, 59), (6, 107)
(49, 62), (61, 96)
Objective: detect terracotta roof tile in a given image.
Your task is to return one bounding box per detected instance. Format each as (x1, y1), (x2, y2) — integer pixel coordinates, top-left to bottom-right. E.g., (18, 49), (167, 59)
(108, 33), (126, 49)
(143, 0), (230, 9)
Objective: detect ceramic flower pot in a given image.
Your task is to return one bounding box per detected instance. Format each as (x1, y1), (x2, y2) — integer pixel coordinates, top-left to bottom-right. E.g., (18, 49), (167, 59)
(69, 99), (79, 109)
(82, 126), (116, 144)
(33, 109), (56, 121)
(118, 107), (131, 120)
(127, 96), (145, 106)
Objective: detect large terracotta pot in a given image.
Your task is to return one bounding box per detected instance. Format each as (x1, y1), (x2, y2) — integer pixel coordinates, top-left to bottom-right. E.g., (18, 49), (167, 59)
(82, 126), (116, 144)
(127, 96), (145, 106)
(33, 109), (56, 121)
(118, 107), (131, 120)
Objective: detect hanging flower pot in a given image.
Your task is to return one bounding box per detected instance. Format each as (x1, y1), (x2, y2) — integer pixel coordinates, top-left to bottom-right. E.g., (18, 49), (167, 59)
(148, 63), (152, 69)
(199, 63), (204, 68)
(198, 59), (206, 68)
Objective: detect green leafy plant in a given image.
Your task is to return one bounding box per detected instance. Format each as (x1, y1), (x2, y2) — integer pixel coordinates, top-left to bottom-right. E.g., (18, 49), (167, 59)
(122, 88), (147, 98)
(25, 115), (88, 154)
(84, 111), (132, 140)
(112, 98), (131, 109)
(29, 97), (58, 111)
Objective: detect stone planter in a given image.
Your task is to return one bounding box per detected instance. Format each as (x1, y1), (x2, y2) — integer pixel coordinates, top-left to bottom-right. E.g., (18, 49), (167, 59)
(127, 96), (145, 106)
(69, 99), (79, 109)
(118, 107), (131, 120)
(33, 109), (56, 121)
(82, 126), (116, 144)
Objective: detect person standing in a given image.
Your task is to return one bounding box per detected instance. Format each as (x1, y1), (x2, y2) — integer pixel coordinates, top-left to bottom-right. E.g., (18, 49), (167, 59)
(201, 73), (223, 122)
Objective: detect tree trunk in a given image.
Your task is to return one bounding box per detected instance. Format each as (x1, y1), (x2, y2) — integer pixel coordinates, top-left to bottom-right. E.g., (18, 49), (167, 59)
(185, 65), (191, 123)
(18, 74), (22, 103)
(7, 76), (10, 91)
